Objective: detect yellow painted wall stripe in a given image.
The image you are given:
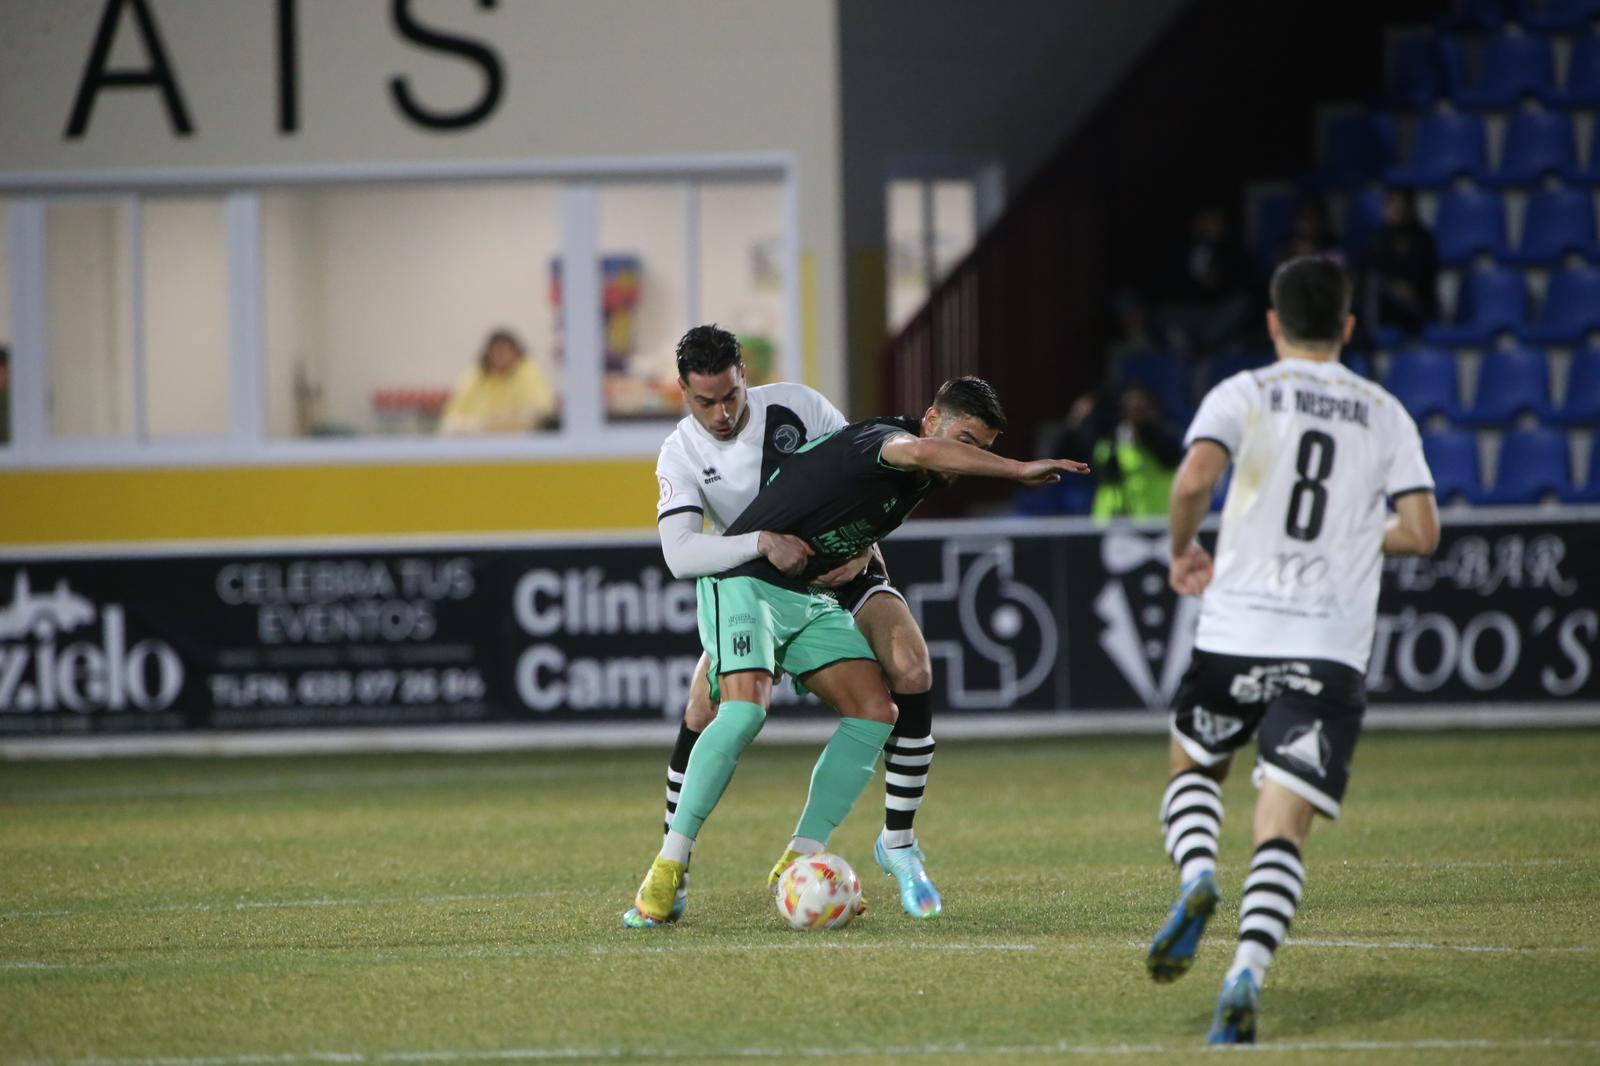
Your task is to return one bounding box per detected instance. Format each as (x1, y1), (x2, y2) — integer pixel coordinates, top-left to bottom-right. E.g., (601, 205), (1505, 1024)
(0, 461), (656, 546)
(801, 252), (819, 389)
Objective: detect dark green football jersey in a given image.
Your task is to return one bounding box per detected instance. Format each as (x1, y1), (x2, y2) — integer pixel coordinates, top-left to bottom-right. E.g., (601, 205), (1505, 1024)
(719, 416), (940, 591)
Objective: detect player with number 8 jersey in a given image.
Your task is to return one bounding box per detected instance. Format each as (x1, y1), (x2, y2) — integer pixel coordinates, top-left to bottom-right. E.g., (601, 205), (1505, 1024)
(1143, 256), (1439, 1046)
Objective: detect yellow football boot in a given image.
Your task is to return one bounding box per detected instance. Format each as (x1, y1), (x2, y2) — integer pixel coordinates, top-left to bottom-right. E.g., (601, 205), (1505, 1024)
(767, 848), (808, 894)
(623, 858), (687, 928)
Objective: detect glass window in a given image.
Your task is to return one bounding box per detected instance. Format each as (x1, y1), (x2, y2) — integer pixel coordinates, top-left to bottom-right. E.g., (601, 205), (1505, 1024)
(698, 181), (786, 386)
(143, 196), (230, 438)
(46, 200), (135, 439)
(261, 181), (563, 438)
(594, 184), (688, 422)
(886, 178), (977, 334)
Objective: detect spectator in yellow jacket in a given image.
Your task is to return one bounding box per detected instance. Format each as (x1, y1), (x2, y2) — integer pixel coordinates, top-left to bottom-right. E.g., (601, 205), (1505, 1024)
(439, 330), (556, 435)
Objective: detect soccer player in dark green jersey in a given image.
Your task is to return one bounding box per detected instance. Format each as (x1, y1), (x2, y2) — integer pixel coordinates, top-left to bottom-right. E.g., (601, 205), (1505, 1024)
(626, 377), (1089, 926)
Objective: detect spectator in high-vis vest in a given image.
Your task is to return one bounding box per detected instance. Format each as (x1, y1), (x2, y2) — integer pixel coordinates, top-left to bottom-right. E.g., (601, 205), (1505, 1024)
(1056, 385), (1183, 520)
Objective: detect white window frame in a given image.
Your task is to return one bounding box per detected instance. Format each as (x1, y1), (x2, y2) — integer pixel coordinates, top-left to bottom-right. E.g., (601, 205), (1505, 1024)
(0, 154), (801, 469)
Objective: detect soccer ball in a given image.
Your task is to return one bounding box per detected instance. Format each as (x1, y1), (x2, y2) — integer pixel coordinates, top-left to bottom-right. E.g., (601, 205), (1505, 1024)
(775, 852), (862, 931)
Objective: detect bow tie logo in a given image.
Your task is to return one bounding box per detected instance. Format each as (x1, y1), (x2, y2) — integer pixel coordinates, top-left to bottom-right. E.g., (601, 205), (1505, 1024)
(1093, 529), (1196, 709)
(1101, 529), (1172, 575)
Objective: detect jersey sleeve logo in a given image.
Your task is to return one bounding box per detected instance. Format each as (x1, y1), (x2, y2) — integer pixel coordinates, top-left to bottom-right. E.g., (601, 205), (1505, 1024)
(773, 424), (802, 454)
(657, 476), (674, 507)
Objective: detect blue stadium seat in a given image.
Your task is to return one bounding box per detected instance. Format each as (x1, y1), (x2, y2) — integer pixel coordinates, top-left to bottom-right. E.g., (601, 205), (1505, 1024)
(1454, 34), (1557, 109)
(1015, 478), (1093, 516)
(1385, 347), (1463, 421)
(1562, 450), (1600, 502)
(1210, 466), (1233, 513)
(1550, 33), (1600, 107)
(1386, 112), (1489, 185)
(1572, 116), (1600, 183)
(1251, 190), (1298, 268)
(1341, 187), (1387, 259)
(1509, 187), (1599, 265)
(1316, 114), (1396, 188)
(1517, 0), (1600, 33)
(1422, 430), (1483, 504)
(1462, 346), (1552, 424)
(1342, 350), (1373, 379)
(1520, 264), (1600, 343)
(1489, 110), (1576, 187)
(1552, 345), (1600, 424)
(1443, 0), (1511, 30)
(1199, 350), (1273, 394)
(1478, 428), (1572, 503)
(1433, 189), (1509, 264)
(1388, 36), (1446, 108)
(1115, 351), (1192, 420)
(1424, 266), (1529, 345)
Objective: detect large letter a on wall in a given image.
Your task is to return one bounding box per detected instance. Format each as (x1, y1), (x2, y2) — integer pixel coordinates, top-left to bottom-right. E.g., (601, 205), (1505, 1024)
(65, 0), (195, 139)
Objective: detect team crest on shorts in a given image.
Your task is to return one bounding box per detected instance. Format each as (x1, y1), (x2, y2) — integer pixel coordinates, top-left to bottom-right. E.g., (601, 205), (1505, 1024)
(1275, 720), (1332, 778)
(732, 632), (752, 656)
(1193, 705), (1245, 748)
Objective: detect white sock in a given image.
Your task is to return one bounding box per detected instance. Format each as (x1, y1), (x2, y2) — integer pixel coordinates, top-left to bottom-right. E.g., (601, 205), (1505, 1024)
(1227, 940), (1274, 986)
(659, 830), (694, 865)
(787, 836), (826, 855)
(880, 827), (917, 850)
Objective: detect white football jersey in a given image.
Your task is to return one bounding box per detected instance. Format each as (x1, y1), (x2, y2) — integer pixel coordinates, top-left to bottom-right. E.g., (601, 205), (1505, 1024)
(655, 382), (848, 531)
(1186, 359), (1434, 672)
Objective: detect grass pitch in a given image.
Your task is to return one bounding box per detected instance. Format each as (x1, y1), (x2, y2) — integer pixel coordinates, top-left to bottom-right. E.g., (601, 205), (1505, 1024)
(3, 729), (1599, 1065)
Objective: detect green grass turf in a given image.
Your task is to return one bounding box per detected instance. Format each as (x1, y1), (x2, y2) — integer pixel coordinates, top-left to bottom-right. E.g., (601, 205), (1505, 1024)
(2, 730), (1598, 1066)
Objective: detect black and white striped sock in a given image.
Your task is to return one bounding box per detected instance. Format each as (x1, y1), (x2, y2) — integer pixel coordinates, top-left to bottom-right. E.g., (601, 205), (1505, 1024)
(663, 722), (700, 837)
(881, 735), (934, 849)
(1228, 838), (1305, 986)
(1161, 771), (1223, 885)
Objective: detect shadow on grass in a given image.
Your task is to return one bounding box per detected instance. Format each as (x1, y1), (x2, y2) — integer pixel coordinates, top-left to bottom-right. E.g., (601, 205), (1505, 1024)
(1264, 969), (1438, 1039)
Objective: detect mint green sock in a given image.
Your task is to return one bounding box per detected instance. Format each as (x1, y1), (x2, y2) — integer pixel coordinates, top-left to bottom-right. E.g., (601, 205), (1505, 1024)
(668, 700), (766, 839)
(792, 717), (894, 845)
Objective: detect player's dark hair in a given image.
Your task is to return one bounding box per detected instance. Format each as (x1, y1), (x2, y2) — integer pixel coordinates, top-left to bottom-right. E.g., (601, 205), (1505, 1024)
(1270, 255), (1353, 347)
(933, 376), (1008, 432)
(478, 329), (526, 373)
(676, 324), (743, 381)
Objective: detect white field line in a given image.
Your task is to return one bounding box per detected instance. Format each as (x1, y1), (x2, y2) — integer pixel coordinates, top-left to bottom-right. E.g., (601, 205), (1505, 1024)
(0, 763), (605, 805)
(1289, 938), (1598, 955)
(0, 941), (1045, 974)
(12, 1038), (1600, 1064)
(0, 890), (600, 922)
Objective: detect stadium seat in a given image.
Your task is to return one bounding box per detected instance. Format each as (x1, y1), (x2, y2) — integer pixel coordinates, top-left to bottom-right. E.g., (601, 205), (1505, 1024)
(1424, 266), (1529, 345)
(1199, 350), (1273, 394)
(1015, 478), (1093, 516)
(1341, 187), (1387, 259)
(1433, 189), (1509, 264)
(1251, 190), (1298, 268)
(1552, 345), (1600, 424)
(1453, 34), (1556, 109)
(1520, 264), (1600, 343)
(1462, 346), (1552, 424)
(1572, 116), (1600, 183)
(1316, 114), (1396, 188)
(1422, 429), (1483, 504)
(1549, 33), (1600, 107)
(1442, 0), (1511, 30)
(1388, 35), (1446, 108)
(1114, 351), (1192, 420)
(1386, 112), (1489, 185)
(1342, 350), (1373, 379)
(1478, 428), (1572, 503)
(1517, 0), (1600, 33)
(1508, 187), (1599, 264)
(1562, 450), (1600, 502)
(1489, 110), (1576, 187)
(1385, 347), (1462, 421)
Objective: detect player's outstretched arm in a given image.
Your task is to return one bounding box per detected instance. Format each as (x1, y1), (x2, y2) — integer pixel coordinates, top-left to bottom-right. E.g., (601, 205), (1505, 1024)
(880, 435), (1089, 485)
(1383, 492), (1441, 556)
(1168, 441), (1229, 596)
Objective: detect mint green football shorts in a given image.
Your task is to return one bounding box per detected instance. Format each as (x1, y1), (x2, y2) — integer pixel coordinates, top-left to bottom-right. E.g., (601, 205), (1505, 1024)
(696, 575), (876, 700)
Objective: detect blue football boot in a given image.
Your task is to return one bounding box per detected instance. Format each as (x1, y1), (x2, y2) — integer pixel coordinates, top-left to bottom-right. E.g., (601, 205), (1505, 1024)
(874, 837), (942, 919)
(1206, 970), (1260, 1045)
(1146, 870), (1219, 982)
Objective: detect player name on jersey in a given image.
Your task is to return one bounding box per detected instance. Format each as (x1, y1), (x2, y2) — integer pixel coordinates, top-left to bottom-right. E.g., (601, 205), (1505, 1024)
(1277, 386), (1370, 427)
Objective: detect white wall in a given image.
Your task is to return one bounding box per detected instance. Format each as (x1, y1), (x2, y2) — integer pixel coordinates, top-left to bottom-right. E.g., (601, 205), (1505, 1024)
(143, 196), (229, 437)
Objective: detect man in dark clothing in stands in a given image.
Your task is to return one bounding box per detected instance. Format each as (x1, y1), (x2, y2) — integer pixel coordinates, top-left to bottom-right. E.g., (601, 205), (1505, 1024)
(1364, 188), (1438, 339)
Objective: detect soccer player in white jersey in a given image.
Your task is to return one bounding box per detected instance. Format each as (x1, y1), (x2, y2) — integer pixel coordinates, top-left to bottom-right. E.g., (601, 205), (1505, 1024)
(623, 324), (945, 927)
(1143, 257), (1440, 1044)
